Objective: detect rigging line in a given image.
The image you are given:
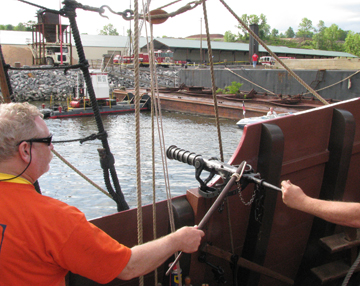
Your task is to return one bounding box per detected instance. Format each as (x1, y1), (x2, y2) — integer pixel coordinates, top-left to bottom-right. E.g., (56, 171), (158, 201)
(225, 68), (277, 95)
(302, 70), (360, 95)
(149, 33), (177, 236)
(156, 0), (182, 10)
(219, 0), (329, 106)
(142, 0), (202, 20)
(134, 1), (145, 286)
(202, 0), (224, 163)
(202, 0), (235, 255)
(132, 3), (145, 286)
(51, 149), (112, 199)
(141, 1), (176, 236)
(145, 17), (177, 244)
(141, 4), (158, 285)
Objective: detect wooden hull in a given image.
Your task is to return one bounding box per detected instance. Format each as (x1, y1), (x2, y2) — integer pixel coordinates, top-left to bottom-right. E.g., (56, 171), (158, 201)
(68, 98), (360, 286)
(47, 104), (150, 119)
(156, 92), (324, 119)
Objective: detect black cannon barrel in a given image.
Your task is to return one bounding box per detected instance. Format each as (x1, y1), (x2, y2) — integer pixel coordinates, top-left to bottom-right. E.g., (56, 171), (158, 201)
(166, 145), (282, 193)
(167, 145), (238, 175)
(166, 145), (201, 166)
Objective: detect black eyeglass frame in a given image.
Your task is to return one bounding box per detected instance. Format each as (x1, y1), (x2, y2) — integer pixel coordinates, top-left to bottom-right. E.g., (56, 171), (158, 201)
(17, 134), (53, 146)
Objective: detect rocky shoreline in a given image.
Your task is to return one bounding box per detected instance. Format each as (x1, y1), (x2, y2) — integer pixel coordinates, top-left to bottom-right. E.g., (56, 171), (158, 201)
(3, 67), (179, 102)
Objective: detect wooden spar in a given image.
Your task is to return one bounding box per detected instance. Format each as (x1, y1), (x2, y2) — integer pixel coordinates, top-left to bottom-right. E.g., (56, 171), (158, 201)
(166, 160), (247, 276)
(0, 45), (12, 103)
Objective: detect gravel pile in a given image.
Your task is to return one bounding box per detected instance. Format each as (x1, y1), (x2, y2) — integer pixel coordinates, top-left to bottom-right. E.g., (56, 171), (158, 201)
(3, 67), (179, 102)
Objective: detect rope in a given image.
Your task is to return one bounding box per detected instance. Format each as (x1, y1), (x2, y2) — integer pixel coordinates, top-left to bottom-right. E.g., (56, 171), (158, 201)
(225, 68), (277, 95)
(141, 3), (159, 285)
(156, 0), (181, 10)
(51, 149), (112, 199)
(219, 0), (329, 105)
(133, 1), (144, 285)
(143, 6), (180, 281)
(341, 249), (360, 286)
(145, 0), (202, 20)
(202, 0), (224, 163)
(202, 0), (235, 256)
(303, 70), (360, 95)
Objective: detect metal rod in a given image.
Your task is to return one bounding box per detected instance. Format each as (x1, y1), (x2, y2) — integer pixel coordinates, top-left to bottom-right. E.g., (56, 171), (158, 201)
(165, 161), (247, 276)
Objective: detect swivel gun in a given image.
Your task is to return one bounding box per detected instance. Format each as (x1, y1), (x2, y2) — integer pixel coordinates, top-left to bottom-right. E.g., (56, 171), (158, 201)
(166, 145), (281, 198)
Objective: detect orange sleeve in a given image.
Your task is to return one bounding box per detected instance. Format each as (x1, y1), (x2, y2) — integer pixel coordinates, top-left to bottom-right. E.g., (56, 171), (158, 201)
(55, 217), (132, 284)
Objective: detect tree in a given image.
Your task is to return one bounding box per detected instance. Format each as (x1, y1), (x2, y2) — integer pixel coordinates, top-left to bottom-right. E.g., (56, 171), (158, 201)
(312, 20), (326, 50)
(297, 18), (314, 39)
(5, 24), (14, 31)
(99, 23), (119, 35)
(271, 28), (279, 38)
(14, 23), (26, 31)
(24, 20), (36, 31)
(224, 31), (237, 42)
(344, 31), (360, 56)
(338, 29), (348, 41)
(323, 24), (342, 51)
(236, 13), (270, 40)
(285, 27), (295, 38)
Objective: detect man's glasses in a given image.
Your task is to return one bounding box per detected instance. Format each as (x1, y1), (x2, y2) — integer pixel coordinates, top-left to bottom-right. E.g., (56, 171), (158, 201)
(17, 134), (53, 146)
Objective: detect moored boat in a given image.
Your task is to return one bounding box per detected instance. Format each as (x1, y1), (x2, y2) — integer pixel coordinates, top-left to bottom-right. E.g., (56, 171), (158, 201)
(236, 112), (293, 129)
(39, 69), (151, 119)
(41, 92), (151, 119)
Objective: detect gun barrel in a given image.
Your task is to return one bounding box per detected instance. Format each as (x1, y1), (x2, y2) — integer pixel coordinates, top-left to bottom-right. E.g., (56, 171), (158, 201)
(166, 145), (201, 166)
(167, 145), (283, 193)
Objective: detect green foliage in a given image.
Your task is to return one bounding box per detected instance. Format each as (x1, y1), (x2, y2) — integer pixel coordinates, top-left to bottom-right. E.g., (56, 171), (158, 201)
(312, 22), (346, 51)
(0, 21), (35, 31)
(237, 14), (270, 40)
(216, 82), (243, 94)
(224, 31), (237, 42)
(344, 31), (360, 56)
(312, 20), (326, 49)
(297, 18), (314, 39)
(285, 27), (295, 38)
(271, 28), (279, 38)
(323, 24), (342, 51)
(99, 23), (119, 36)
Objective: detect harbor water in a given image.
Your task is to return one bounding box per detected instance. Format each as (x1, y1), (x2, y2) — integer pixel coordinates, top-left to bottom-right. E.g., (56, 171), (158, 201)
(39, 110), (243, 220)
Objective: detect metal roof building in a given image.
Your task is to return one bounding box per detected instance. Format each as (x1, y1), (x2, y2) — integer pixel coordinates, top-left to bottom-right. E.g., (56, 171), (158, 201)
(0, 30), (356, 66)
(148, 38), (357, 64)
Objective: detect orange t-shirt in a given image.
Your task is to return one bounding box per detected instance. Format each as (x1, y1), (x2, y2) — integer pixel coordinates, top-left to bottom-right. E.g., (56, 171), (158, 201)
(0, 181), (131, 286)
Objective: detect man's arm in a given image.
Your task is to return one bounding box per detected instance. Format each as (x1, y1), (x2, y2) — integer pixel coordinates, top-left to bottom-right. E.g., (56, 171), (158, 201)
(117, 226), (204, 280)
(281, 180), (360, 228)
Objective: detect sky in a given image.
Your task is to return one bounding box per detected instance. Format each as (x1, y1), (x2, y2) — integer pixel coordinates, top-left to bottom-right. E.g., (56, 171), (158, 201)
(2, 0), (360, 39)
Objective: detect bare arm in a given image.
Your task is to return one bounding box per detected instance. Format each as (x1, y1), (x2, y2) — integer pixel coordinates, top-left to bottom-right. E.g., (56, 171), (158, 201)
(117, 226), (204, 280)
(281, 180), (360, 228)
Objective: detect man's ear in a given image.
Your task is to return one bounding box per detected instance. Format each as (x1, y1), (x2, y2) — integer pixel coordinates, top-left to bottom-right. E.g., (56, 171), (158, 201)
(18, 142), (31, 163)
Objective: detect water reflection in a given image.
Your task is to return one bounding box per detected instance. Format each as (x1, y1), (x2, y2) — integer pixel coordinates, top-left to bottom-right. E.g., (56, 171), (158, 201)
(39, 110), (242, 219)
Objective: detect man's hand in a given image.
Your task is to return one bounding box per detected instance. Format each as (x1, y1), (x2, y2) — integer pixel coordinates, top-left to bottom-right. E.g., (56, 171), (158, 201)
(281, 180), (307, 210)
(173, 226), (205, 253)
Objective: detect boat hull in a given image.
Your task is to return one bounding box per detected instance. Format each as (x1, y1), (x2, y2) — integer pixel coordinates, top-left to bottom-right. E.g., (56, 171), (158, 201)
(47, 104), (150, 119)
(68, 97), (360, 286)
(156, 91), (323, 120)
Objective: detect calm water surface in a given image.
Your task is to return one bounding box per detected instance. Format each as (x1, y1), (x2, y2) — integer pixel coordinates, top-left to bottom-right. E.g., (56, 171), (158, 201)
(39, 111), (242, 220)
